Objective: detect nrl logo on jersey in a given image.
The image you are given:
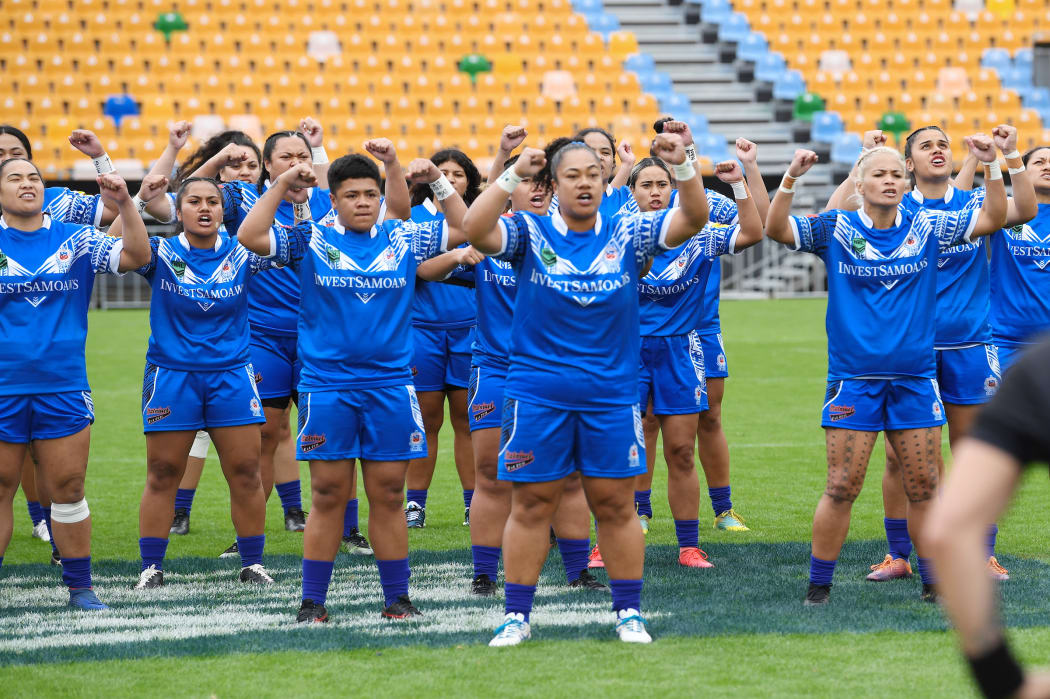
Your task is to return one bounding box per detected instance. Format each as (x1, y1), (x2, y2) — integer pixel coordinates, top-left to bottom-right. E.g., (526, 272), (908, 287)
(326, 245), (341, 265)
(171, 256), (186, 280)
(0, 252), (7, 274)
(540, 244), (557, 268)
(851, 234), (867, 259)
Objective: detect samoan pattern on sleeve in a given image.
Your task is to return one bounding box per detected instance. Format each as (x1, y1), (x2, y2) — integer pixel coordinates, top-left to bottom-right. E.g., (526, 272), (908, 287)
(926, 208), (979, 250)
(84, 227), (122, 274)
(791, 211), (837, 255)
(220, 181), (254, 236)
(133, 236), (163, 278)
(622, 209), (672, 267)
(405, 219), (444, 264)
(248, 249), (279, 275)
(45, 188), (102, 226)
(495, 212), (529, 266)
(272, 222), (313, 269)
(707, 190), (739, 225)
(695, 221), (739, 258)
(964, 186), (986, 210)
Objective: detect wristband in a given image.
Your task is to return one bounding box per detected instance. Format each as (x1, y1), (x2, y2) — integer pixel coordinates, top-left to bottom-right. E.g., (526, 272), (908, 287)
(1004, 150), (1021, 161)
(780, 174), (797, 194)
(684, 144), (697, 164)
(671, 161), (696, 181)
(92, 154), (115, 175)
(730, 181), (748, 199)
(967, 639), (1024, 699)
(1009, 165), (1026, 176)
(495, 167), (524, 193)
(429, 174), (455, 200)
(311, 146), (329, 165)
(293, 201), (310, 223)
(985, 161), (1003, 181)
(132, 194), (148, 213)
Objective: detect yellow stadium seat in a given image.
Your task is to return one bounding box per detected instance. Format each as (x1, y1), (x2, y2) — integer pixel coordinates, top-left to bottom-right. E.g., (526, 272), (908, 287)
(607, 31), (638, 61)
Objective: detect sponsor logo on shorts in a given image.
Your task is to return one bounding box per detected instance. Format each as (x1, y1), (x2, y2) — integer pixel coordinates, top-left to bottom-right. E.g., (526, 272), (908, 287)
(504, 450), (534, 472)
(300, 433), (327, 452)
(254, 371), (263, 385)
(932, 401), (943, 419)
(250, 398), (262, 417)
(471, 401), (496, 421)
(828, 404), (855, 421)
(716, 353), (727, 371)
(410, 430), (425, 452)
(628, 444), (640, 469)
(984, 376), (999, 396)
(146, 406), (171, 424)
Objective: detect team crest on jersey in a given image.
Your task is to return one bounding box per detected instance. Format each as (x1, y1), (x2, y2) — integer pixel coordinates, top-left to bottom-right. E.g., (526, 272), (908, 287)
(903, 234), (919, 253)
(410, 430), (425, 452)
(598, 244), (622, 273)
(146, 406), (171, 424)
(300, 433), (327, 452)
(55, 243), (73, 273)
(216, 258), (235, 283)
(171, 256), (186, 280)
(984, 376), (999, 396)
(504, 450), (534, 472)
(377, 246), (399, 271)
(628, 444), (640, 469)
(249, 398), (261, 417)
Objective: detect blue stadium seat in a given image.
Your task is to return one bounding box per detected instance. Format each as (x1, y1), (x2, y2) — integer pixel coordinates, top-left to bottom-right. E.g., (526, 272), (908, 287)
(104, 94), (141, 127)
(981, 48), (1012, 73)
(697, 132), (730, 161)
(701, 0), (732, 24)
(717, 12), (750, 42)
(624, 53), (655, 74)
(572, 0), (604, 14)
(660, 92), (693, 118)
(737, 32), (769, 62)
(1015, 48), (1034, 73)
(755, 52), (786, 82)
(636, 70), (673, 94)
(809, 111), (844, 143)
(772, 69), (805, 100)
(1024, 87), (1050, 111)
(583, 12), (620, 36)
(830, 132), (863, 165)
(1000, 66), (1031, 90)
(685, 113), (710, 136)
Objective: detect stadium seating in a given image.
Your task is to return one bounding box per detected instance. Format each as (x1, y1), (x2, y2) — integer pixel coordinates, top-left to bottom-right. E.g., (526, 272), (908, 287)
(2, 0), (699, 176)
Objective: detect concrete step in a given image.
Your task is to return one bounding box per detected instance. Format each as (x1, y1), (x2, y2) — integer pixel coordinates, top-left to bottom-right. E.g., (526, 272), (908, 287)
(661, 64), (737, 83)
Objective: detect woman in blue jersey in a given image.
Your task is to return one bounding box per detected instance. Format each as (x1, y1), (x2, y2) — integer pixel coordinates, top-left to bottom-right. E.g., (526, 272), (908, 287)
(236, 150), (468, 623)
(827, 126), (1035, 583)
(463, 133), (714, 646)
(766, 139), (1009, 605)
(404, 149), (481, 529)
(131, 177), (279, 589)
(629, 150), (765, 569)
(0, 158), (150, 609)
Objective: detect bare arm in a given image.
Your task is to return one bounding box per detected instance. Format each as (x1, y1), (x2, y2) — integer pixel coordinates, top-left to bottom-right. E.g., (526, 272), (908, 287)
(364, 139), (410, 221)
(610, 139), (635, 190)
(140, 121), (190, 223)
(651, 134), (709, 247)
(713, 161), (762, 251)
(404, 158), (468, 248)
(735, 138), (769, 224)
(488, 125), (528, 185)
(954, 152), (979, 191)
(96, 174), (150, 271)
(966, 134), (1009, 239)
(299, 117), (329, 191)
(68, 129), (120, 226)
(463, 148), (547, 255)
(108, 174), (169, 239)
(239, 164), (318, 255)
(192, 142), (249, 180)
(993, 125), (1038, 227)
(416, 246), (484, 281)
(766, 150), (820, 245)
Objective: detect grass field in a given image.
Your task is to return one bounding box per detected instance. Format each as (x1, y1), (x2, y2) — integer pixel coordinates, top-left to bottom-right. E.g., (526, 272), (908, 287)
(2, 298), (1049, 697)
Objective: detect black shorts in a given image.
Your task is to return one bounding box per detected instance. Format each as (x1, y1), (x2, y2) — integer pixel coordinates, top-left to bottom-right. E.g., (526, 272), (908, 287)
(969, 340), (1050, 465)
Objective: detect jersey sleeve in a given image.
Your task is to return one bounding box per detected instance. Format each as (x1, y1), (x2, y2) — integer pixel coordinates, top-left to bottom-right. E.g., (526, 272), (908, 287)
(132, 236), (162, 278)
(695, 222), (741, 258)
(789, 211), (837, 255)
(65, 189), (105, 227)
(220, 181), (250, 236)
(494, 212), (529, 266)
(406, 219), (448, 264)
(269, 222), (313, 269)
(926, 208), (980, 249)
(706, 190), (739, 225)
(248, 250), (279, 275)
(964, 186), (986, 210)
(621, 208), (676, 267)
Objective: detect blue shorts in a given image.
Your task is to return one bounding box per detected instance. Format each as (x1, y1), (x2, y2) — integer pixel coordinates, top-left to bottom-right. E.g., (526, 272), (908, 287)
(467, 365), (505, 432)
(411, 325), (473, 391)
(0, 391), (94, 443)
(821, 378), (946, 431)
(639, 332), (708, 415)
(497, 398), (646, 482)
(249, 330), (300, 401)
(994, 343), (1029, 374)
(699, 331), (728, 379)
(296, 385), (427, 461)
(142, 363), (265, 432)
(935, 344), (1001, 405)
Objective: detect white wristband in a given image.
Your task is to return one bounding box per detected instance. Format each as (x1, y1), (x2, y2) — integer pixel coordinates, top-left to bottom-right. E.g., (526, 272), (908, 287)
(92, 154), (115, 175)
(985, 161), (1003, 181)
(684, 144), (697, 164)
(311, 146), (329, 165)
(429, 174), (455, 200)
(1005, 150), (1021, 161)
(495, 167), (523, 193)
(672, 161), (696, 181)
(1009, 164), (1026, 175)
(730, 181), (748, 199)
(132, 194), (148, 213)
(780, 175), (797, 194)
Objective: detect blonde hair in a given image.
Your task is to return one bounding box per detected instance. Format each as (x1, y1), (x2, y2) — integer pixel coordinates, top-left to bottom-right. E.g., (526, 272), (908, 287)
(849, 146), (908, 207)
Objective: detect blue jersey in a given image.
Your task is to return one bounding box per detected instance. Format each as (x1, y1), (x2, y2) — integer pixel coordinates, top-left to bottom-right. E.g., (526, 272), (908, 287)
(989, 203), (1050, 347)
(495, 207), (673, 409)
(470, 243), (519, 370)
(270, 217), (446, 391)
(43, 187), (103, 227)
(0, 216), (121, 396)
(790, 207), (978, 380)
(220, 180), (335, 337)
(136, 234), (274, 372)
(410, 200), (474, 329)
(638, 223), (739, 337)
(899, 186), (990, 347)
(697, 262), (722, 335)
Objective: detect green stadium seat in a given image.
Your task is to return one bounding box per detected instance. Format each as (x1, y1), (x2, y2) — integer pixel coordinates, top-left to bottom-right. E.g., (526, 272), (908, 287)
(154, 11), (188, 40)
(457, 53), (492, 82)
(792, 92), (825, 121)
(877, 111), (912, 141)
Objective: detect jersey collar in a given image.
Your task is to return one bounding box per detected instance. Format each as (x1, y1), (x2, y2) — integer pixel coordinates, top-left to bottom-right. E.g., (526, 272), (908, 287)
(178, 232), (222, 251)
(331, 220), (380, 238)
(909, 185), (954, 205)
(0, 212), (52, 230)
(857, 207), (903, 229)
(422, 198), (438, 215)
(551, 209), (602, 236)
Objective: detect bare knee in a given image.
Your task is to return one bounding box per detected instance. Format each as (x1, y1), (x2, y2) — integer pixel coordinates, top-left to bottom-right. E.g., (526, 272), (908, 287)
(311, 479), (347, 512)
(902, 471), (937, 504)
(261, 417), (289, 447)
(664, 440), (695, 473)
(145, 458), (182, 494)
(369, 477), (405, 512)
(824, 482), (860, 505)
(225, 458), (262, 492)
(475, 457), (502, 490)
(589, 492), (634, 526)
(698, 406), (722, 434)
(511, 489), (557, 526)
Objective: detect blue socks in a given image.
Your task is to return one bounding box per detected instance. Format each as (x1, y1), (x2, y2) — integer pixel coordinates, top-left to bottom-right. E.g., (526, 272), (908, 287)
(556, 538), (590, 583)
(376, 557), (411, 607)
(406, 489), (428, 510)
(987, 523), (999, 558)
(634, 490), (652, 518)
(504, 582), (537, 622)
(26, 500), (43, 525)
(917, 556), (936, 586)
(463, 489), (474, 509)
(174, 488), (195, 514)
(472, 545), (500, 578)
(609, 578), (643, 613)
(674, 519), (699, 549)
(139, 537), (169, 571)
(237, 535), (265, 568)
(709, 486), (732, 515)
(275, 480), (302, 514)
(884, 518), (912, 561)
(302, 558), (335, 605)
(343, 498), (359, 537)
(809, 555), (836, 586)
(61, 556), (92, 589)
